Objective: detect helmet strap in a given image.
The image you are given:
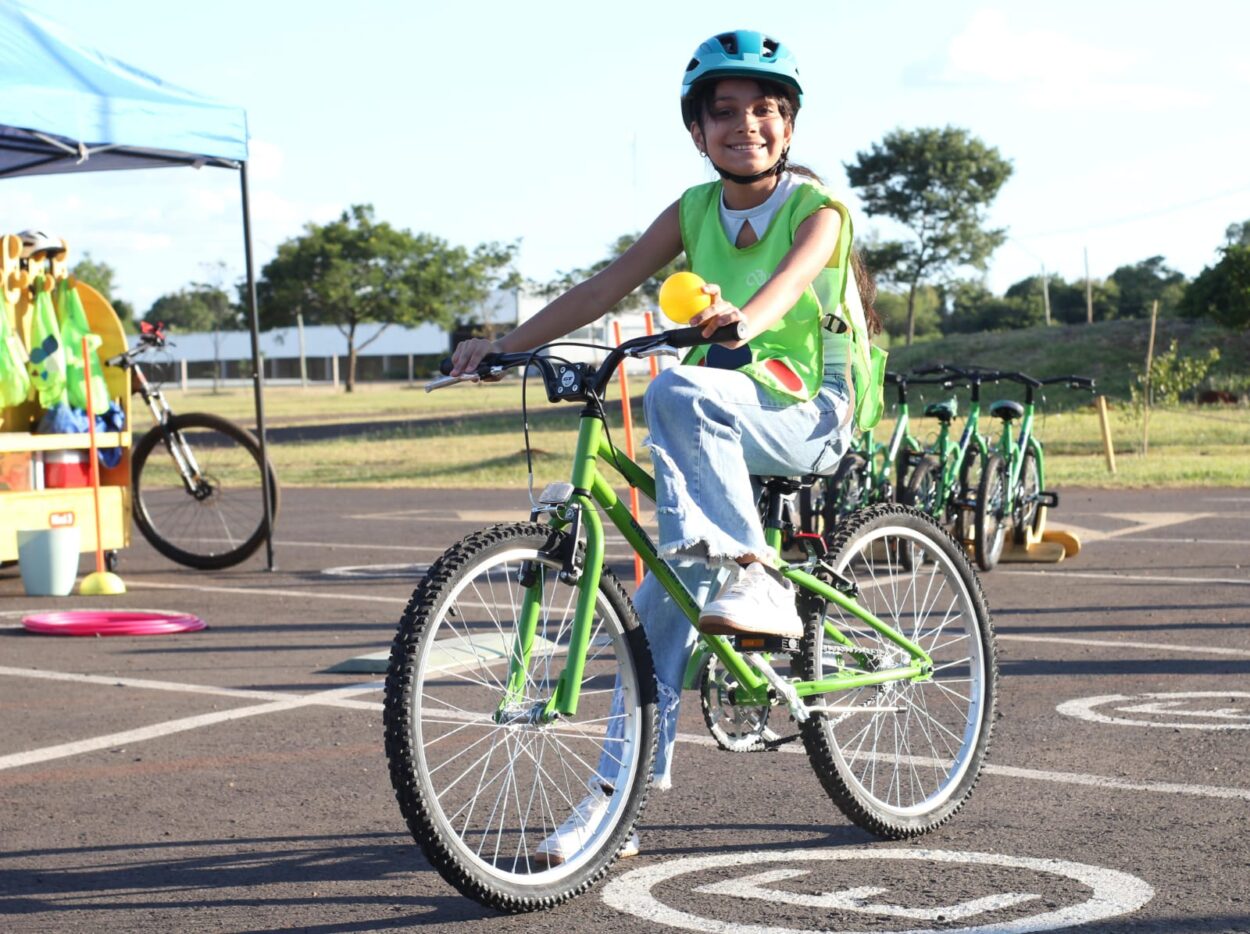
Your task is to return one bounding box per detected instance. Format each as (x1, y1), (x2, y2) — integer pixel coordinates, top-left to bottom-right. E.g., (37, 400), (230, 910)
(707, 148), (789, 185)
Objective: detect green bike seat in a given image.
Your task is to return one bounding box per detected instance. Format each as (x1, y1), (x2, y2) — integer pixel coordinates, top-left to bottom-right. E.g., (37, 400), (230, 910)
(923, 398), (958, 423)
(990, 400), (1025, 421)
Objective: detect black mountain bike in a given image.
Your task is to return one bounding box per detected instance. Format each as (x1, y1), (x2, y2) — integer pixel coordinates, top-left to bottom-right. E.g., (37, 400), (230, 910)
(105, 322), (278, 569)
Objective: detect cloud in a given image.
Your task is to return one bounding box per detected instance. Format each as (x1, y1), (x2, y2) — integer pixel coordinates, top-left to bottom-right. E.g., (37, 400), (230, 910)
(246, 138), (284, 181)
(915, 9), (1208, 112)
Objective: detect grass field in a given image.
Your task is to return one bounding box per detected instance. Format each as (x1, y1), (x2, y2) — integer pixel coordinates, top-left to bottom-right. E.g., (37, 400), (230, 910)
(140, 372), (1249, 489)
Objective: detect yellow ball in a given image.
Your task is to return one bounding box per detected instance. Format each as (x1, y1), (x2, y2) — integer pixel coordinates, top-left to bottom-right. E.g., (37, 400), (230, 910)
(658, 271), (711, 324)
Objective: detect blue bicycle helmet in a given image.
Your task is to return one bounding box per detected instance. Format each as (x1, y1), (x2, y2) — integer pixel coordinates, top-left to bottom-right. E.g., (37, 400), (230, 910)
(680, 30), (803, 128)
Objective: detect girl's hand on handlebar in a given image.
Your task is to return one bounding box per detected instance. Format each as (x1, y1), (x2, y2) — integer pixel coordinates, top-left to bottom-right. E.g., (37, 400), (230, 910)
(688, 283), (748, 348)
(450, 337), (503, 378)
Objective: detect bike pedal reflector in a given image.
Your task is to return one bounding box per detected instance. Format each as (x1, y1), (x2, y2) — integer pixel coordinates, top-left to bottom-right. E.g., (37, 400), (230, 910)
(732, 635), (802, 653)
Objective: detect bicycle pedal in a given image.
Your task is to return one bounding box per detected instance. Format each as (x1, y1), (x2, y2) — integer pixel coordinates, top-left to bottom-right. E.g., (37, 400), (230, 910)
(732, 634), (802, 653)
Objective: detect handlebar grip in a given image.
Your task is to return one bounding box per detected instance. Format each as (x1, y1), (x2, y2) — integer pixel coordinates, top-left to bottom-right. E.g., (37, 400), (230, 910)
(439, 357), (454, 376)
(911, 364), (950, 376)
(662, 321), (748, 349)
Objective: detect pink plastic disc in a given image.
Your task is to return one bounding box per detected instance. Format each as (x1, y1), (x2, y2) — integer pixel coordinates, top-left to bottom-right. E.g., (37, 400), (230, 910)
(22, 611), (207, 636)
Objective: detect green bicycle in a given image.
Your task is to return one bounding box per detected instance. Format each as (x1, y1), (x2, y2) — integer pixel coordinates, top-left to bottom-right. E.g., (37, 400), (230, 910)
(384, 325), (998, 911)
(902, 364), (1000, 549)
(975, 371), (1095, 570)
(815, 370), (949, 532)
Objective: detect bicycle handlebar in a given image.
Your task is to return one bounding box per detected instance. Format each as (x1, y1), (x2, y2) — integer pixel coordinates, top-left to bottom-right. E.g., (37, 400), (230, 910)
(433, 322), (747, 397)
(1040, 375), (1096, 390)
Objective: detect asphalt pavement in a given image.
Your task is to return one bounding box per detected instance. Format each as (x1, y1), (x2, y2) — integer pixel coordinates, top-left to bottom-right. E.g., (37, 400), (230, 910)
(1, 486), (1248, 933)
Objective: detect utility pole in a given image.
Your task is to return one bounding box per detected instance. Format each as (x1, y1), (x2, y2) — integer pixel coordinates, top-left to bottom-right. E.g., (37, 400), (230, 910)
(296, 312), (308, 387)
(1084, 247), (1093, 324)
(1041, 264), (1051, 326)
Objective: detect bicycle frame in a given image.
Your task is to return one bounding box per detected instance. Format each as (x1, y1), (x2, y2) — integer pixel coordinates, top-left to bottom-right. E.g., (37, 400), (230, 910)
(926, 394), (988, 523)
(992, 382), (1045, 519)
(506, 408), (934, 722)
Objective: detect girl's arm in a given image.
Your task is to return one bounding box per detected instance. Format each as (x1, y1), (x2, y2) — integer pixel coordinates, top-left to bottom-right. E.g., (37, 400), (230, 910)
(449, 201), (684, 375)
(690, 206), (841, 342)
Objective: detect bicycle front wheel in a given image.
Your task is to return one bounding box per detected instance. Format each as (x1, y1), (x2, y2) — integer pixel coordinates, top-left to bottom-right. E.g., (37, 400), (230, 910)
(384, 523), (657, 911)
(797, 504), (996, 838)
(131, 413), (278, 570)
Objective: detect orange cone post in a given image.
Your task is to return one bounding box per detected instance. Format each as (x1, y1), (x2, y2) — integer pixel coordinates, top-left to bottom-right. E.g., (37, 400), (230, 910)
(611, 321), (644, 589)
(78, 335), (125, 595)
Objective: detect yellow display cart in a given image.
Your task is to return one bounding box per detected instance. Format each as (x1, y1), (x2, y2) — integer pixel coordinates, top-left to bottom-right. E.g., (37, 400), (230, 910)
(0, 234), (132, 563)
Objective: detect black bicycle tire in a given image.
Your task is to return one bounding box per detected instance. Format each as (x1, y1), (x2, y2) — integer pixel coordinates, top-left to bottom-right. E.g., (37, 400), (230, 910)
(384, 522), (658, 912)
(822, 452), (868, 531)
(1013, 445), (1044, 546)
(796, 503), (997, 838)
(975, 453), (1008, 571)
(902, 455), (941, 519)
(954, 446), (985, 546)
(131, 412), (279, 570)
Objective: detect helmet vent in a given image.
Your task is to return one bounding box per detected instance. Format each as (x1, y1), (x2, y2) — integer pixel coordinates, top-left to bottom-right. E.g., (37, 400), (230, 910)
(685, 57), (699, 73)
(716, 32), (737, 54)
(762, 38), (778, 59)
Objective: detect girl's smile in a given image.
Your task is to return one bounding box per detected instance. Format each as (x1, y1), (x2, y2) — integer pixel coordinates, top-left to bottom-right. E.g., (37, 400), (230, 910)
(692, 78), (793, 187)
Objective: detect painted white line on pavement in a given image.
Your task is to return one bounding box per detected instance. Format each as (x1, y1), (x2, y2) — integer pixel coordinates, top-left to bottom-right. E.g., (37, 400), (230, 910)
(0, 665), (382, 708)
(3, 664), (1247, 800)
(996, 633), (1250, 657)
(668, 729), (1250, 801)
(999, 568), (1250, 586)
(129, 579), (408, 604)
(1108, 537), (1250, 545)
(0, 677), (384, 772)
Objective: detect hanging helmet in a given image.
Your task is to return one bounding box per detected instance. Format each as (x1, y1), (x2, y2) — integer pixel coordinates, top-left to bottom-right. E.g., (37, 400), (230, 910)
(18, 229), (65, 259)
(680, 30), (803, 128)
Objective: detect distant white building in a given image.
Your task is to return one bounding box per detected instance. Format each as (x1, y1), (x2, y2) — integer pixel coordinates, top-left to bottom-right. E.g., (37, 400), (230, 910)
(138, 288), (665, 386)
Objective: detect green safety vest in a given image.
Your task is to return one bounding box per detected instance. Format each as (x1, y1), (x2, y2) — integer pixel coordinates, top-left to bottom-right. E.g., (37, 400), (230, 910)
(678, 179), (886, 430)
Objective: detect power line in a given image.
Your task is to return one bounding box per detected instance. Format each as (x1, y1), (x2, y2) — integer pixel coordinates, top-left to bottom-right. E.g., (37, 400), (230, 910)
(1015, 183), (1250, 240)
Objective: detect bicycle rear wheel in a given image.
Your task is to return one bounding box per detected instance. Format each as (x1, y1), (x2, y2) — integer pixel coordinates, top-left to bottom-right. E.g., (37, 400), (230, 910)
(975, 453), (1008, 570)
(384, 522), (656, 911)
(796, 504), (996, 837)
(131, 413), (278, 570)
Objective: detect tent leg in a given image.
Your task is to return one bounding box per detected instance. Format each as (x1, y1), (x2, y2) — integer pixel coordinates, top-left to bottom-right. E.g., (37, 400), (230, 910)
(240, 161), (275, 570)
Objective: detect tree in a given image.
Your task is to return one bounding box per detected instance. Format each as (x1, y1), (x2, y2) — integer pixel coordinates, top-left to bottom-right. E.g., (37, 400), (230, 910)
(70, 253), (136, 333)
(1179, 245), (1250, 329)
(875, 285), (942, 342)
(257, 205), (517, 391)
(845, 126), (1013, 345)
(945, 280), (1040, 333)
(1108, 256), (1185, 319)
(1007, 274), (1118, 325)
(1225, 219), (1250, 248)
(146, 283), (241, 391)
(146, 286), (240, 332)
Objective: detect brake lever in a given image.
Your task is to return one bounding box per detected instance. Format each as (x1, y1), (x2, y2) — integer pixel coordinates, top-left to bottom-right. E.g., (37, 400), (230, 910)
(424, 365), (503, 393)
(635, 345), (680, 360)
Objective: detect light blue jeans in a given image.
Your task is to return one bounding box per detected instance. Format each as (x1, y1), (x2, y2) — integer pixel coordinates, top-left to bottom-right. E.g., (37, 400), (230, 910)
(597, 364), (852, 789)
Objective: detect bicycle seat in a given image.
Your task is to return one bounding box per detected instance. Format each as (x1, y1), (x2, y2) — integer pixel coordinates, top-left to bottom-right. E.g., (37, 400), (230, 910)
(989, 400), (1025, 421)
(923, 399), (958, 423)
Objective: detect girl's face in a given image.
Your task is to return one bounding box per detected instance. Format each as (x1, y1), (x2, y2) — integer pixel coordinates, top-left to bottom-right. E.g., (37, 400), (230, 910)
(690, 78), (793, 178)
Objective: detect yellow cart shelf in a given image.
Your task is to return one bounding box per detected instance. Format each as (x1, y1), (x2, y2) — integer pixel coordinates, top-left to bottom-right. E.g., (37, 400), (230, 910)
(1, 233), (132, 564)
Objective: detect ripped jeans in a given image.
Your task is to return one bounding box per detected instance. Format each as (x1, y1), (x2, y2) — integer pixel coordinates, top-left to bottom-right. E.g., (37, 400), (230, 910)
(597, 364), (852, 789)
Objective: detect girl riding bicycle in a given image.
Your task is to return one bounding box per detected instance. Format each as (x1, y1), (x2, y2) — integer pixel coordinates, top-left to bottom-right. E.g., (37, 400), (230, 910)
(449, 29), (883, 860)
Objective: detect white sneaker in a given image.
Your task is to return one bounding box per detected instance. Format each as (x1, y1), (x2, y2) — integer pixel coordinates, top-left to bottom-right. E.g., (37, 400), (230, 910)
(698, 562), (803, 638)
(533, 787), (641, 866)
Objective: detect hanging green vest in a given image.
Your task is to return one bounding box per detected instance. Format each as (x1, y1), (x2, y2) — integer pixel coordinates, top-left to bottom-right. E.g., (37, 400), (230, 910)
(678, 179), (885, 430)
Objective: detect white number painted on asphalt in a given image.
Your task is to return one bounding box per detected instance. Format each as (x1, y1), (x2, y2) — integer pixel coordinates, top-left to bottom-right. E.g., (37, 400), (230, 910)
(694, 869), (1038, 921)
(602, 847), (1154, 934)
(1057, 692), (1250, 730)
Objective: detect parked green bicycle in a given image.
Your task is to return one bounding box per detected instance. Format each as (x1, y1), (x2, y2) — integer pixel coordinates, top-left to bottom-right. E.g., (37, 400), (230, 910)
(974, 371), (1095, 570)
(384, 326), (997, 911)
(814, 370), (950, 532)
(902, 364), (1000, 551)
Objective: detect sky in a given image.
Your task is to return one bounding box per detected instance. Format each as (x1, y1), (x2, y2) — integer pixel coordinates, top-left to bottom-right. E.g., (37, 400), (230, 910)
(2, 0), (1248, 317)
